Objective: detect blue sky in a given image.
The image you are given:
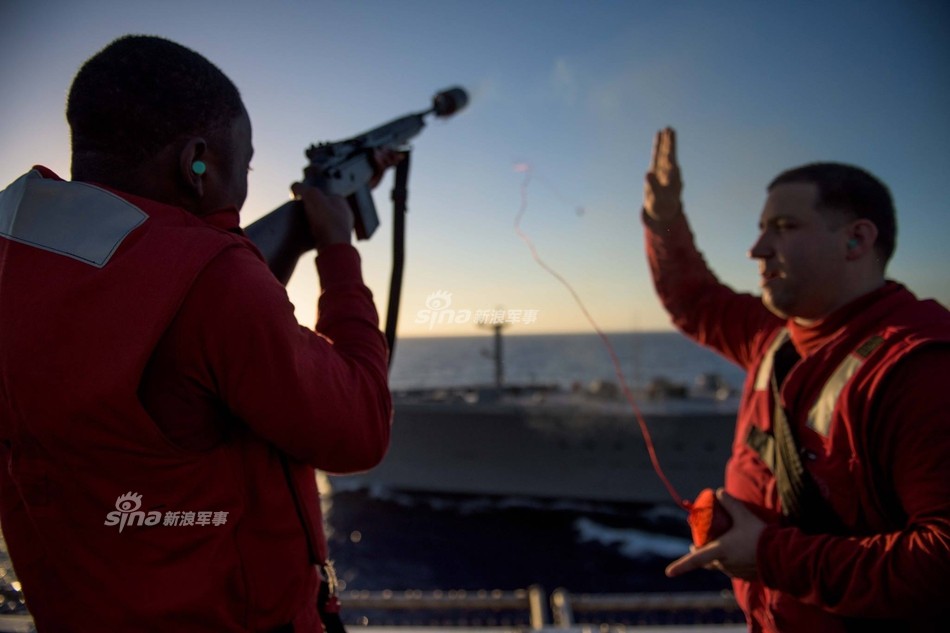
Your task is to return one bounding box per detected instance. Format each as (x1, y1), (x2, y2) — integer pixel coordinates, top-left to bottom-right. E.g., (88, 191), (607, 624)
(2, 0), (948, 337)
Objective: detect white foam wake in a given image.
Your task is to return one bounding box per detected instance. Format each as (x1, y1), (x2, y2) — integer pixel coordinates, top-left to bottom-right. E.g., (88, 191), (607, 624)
(574, 517), (690, 559)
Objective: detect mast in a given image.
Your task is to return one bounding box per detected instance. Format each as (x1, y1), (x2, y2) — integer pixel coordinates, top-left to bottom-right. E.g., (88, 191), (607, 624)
(477, 315), (509, 390)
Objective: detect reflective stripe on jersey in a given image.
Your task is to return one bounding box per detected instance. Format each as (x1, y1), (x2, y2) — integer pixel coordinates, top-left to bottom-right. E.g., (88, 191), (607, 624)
(747, 330), (885, 464)
(806, 334), (884, 436)
(0, 170), (146, 267)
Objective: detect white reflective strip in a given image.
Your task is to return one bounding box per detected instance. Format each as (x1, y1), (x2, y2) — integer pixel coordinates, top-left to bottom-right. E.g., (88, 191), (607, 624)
(806, 353), (865, 437)
(755, 329), (789, 391)
(0, 171), (146, 268)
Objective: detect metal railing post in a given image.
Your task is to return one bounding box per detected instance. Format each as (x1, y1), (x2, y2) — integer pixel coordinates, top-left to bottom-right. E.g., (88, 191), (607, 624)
(527, 585), (550, 630)
(550, 588), (575, 628)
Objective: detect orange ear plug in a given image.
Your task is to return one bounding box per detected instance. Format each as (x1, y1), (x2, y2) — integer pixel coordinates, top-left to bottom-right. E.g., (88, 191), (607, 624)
(687, 488), (733, 547)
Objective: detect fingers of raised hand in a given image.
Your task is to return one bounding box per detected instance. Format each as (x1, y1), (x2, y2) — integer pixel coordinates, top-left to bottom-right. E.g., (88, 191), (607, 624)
(648, 128), (679, 187)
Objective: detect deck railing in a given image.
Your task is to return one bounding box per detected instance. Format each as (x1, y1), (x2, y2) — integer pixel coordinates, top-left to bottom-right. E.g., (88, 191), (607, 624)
(339, 586), (741, 628)
(0, 587), (742, 631)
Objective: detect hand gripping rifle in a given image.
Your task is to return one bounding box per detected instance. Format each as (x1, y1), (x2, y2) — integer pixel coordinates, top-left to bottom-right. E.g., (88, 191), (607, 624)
(245, 87), (468, 365)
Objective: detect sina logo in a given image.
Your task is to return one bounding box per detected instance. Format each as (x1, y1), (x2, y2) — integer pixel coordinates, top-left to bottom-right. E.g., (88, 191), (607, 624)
(104, 492), (162, 533)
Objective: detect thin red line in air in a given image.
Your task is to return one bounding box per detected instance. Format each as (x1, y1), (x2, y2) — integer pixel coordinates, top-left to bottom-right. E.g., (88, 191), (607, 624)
(513, 165), (688, 510)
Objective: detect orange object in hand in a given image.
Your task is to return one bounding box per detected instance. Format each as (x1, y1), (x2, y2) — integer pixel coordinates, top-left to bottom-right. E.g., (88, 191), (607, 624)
(688, 488), (733, 547)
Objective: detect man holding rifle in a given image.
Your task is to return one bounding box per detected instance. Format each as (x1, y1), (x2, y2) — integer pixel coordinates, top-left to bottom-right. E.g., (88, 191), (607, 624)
(0, 35), (393, 631)
(643, 127), (950, 630)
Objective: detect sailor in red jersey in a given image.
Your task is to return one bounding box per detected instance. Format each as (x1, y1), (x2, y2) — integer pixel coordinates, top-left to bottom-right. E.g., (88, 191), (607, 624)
(0, 36), (392, 631)
(643, 128), (950, 631)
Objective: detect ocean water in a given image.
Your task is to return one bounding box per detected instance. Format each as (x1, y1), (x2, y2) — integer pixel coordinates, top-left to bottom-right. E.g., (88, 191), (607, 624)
(0, 331), (747, 622)
(388, 330), (747, 393)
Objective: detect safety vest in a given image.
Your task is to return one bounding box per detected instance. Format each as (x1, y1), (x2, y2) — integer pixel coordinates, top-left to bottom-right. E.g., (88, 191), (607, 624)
(725, 291), (950, 632)
(0, 170), (322, 631)
(745, 328), (884, 532)
(737, 301), (950, 534)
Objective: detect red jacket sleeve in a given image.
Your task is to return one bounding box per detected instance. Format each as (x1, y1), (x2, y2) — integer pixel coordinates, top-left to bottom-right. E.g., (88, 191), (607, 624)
(146, 242), (392, 473)
(643, 210), (780, 370)
(757, 345), (950, 618)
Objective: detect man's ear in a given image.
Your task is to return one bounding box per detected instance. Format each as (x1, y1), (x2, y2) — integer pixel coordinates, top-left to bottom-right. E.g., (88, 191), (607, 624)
(845, 218), (878, 261)
(178, 137), (208, 198)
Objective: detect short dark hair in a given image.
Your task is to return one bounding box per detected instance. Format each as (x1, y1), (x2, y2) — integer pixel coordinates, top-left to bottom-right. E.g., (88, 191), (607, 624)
(768, 162), (897, 266)
(67, 35), (244, 176)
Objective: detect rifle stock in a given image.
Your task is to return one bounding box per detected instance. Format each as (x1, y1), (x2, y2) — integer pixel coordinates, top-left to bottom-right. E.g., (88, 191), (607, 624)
(244, 200), (312, 286)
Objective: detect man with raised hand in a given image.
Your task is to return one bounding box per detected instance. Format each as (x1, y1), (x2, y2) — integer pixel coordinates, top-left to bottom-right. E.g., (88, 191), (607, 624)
(642, 127), (950, 631)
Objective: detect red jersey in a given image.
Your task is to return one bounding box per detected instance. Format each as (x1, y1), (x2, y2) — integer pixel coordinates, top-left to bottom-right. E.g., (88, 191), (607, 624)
(644, 211), (950, 631)
(0, 168), (392, 631)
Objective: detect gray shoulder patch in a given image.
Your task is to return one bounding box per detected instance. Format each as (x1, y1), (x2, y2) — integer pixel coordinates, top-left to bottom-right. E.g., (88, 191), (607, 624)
(0, 170), (147, 268)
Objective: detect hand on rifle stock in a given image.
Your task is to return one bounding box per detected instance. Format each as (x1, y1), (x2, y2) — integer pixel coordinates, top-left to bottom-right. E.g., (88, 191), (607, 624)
(293, 149), (404, 252)
(291, 183), (353, 252)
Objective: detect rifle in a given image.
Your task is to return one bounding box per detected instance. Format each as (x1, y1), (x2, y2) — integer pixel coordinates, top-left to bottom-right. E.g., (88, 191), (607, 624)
(245, 87), (468, 285)
(245, 87), (468, 366)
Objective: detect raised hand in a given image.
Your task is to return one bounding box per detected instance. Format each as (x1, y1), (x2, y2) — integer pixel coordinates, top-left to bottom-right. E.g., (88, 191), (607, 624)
(643, 127), (683, 222)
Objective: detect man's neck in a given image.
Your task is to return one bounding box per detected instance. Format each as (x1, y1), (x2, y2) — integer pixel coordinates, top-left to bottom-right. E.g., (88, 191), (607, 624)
(73, 155), (196, 215)
(792, 277), (886, 328)
(788, 280), (893, 357)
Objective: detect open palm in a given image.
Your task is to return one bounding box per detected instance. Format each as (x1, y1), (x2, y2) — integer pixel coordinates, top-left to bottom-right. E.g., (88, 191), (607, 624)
(644, 127), (683, 222)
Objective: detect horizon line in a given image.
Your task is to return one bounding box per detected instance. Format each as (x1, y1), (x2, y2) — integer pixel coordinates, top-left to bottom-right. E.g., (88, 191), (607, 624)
(394, 327), (680, 340)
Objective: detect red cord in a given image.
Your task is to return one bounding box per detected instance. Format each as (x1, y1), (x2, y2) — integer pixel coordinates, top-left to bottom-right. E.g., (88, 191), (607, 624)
(514, 166), (689, 510)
